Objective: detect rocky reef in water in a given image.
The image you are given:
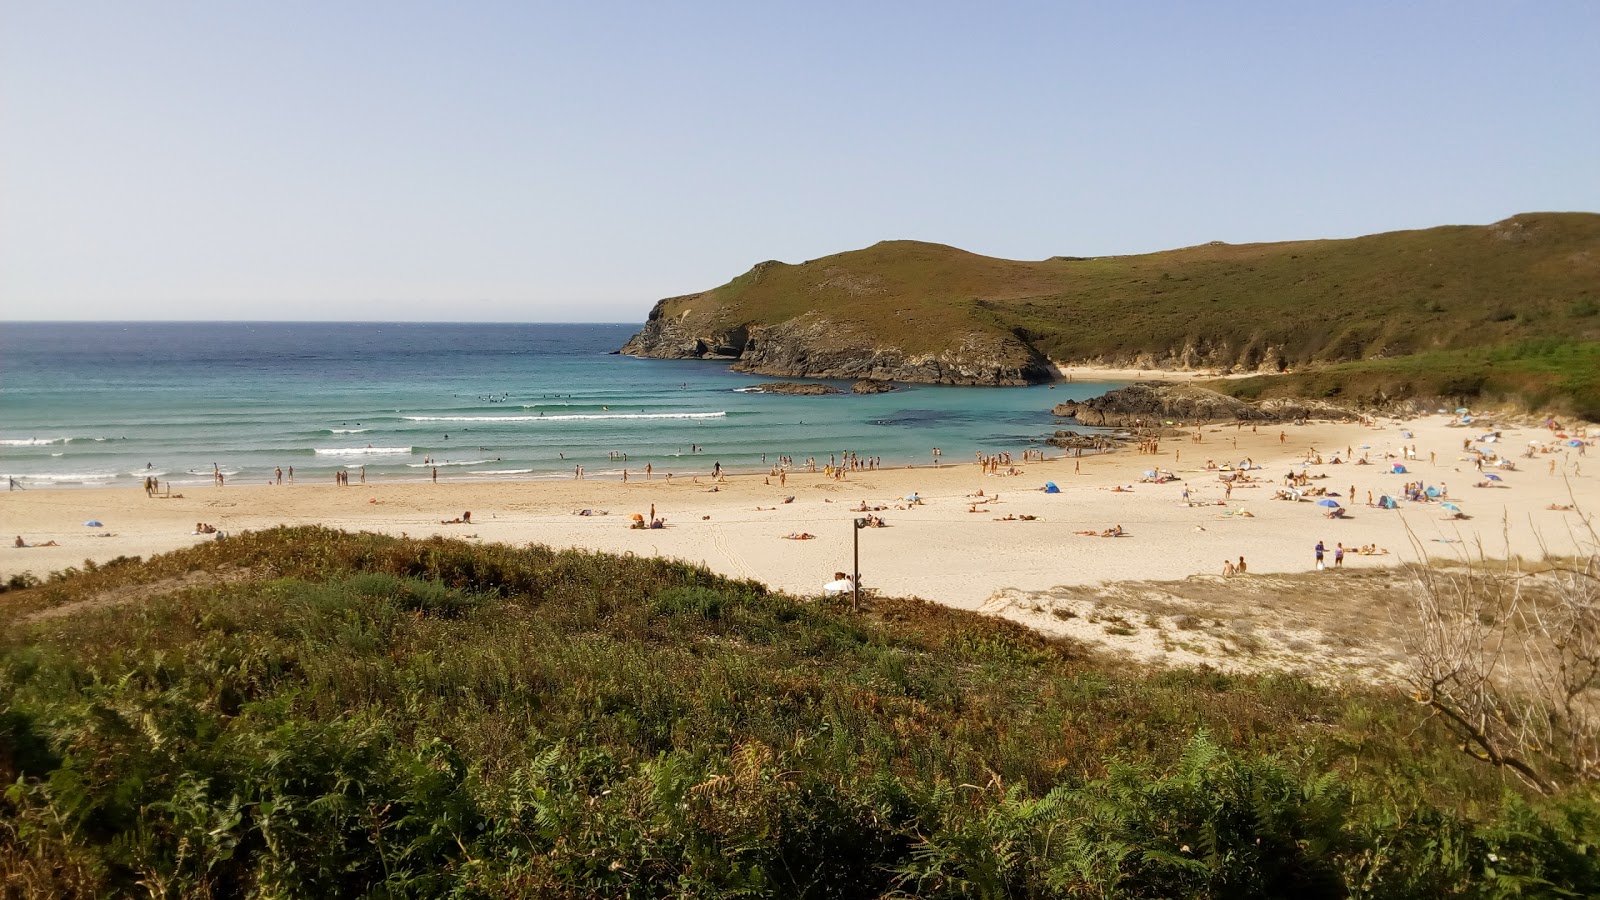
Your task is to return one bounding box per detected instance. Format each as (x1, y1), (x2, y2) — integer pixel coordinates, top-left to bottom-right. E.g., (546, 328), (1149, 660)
(741, 382), (844, 395)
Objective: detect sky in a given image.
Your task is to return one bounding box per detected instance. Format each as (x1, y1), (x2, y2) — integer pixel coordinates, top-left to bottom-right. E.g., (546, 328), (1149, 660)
(2, 1), (1596, 322)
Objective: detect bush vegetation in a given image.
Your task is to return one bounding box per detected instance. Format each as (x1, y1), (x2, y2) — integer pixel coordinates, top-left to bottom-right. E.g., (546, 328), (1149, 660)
(2, 527), (1597, 897)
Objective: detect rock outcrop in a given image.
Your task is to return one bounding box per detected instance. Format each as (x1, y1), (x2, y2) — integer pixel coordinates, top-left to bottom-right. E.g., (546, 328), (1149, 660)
(621, 304), (1052, 386)
(741, 382), (843, 395)
(851, 380), (897, 394)
(1052, 383), (1360, 428)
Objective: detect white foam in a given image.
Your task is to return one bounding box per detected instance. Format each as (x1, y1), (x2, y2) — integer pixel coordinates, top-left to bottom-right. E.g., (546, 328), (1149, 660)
(328, 428), (369, 434)
(314, 447), (413, 456)
(405, 459), (491, 467)
(404, 412), (727, 423)
(0, 438), (59, 446)
(5, 472), (119, 482)
(468, 468), (534, 475)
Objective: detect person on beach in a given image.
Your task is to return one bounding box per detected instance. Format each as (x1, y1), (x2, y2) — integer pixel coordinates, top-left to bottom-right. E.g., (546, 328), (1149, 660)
(1335, 543), (1345, 567)
(1237, 555), (1247, 574)
(432, 467), (438, 483)
(1315, 540), (1326, 570)
(1222, 559), (1236, 577)
(275, 466), (283, 484)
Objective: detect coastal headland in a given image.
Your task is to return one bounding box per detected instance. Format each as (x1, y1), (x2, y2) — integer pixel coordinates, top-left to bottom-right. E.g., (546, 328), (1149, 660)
(619, 213), (1600, 415)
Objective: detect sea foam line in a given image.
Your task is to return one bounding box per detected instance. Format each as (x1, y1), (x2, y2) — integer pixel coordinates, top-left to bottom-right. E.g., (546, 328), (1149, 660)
(0, 438), (60, 446)
(404, 412), (727, 422)
(406, 459), (492, 467)
(315, 447), (413, 456)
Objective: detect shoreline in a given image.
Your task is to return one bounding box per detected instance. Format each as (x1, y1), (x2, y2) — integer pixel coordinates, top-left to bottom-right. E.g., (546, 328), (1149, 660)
(7, 415), (1594, 625)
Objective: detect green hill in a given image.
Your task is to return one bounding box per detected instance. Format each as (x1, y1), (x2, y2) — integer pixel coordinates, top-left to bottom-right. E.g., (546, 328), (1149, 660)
(621, 213), (1600, 409)
(3, 528), (1597, 896)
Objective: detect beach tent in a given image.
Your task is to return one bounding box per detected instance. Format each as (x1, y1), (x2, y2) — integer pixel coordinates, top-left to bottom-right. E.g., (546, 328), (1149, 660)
(1425, 487), (1441, 499)
(1401, 431), (1414, 439)
(1392, 464), (1408, 474)
(1378, 495), (1398, 509)
(1043, 482), (1060, 493)
(1570, 440), (1585, 447)
(1316, 499), (1341, 508)
(1485, 473), (1503, 482)
(83, 520), (102, 527)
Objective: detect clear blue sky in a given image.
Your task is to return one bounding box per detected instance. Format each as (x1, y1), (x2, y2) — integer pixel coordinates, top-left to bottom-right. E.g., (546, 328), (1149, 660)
(3, 1), (1596, 322)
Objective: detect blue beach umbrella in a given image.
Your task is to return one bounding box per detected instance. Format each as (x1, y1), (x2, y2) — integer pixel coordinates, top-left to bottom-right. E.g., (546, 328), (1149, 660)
(1485, 473), (1503, 482)
(1455, 408), (1469, 414)
(1442, 502), (1462, 511)
(1316, 499), (1340, 508)
(83, 520), (102, 527)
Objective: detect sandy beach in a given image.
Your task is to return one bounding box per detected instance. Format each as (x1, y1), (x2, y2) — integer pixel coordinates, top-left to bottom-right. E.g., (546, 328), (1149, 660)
(5, 414), (1594, 629)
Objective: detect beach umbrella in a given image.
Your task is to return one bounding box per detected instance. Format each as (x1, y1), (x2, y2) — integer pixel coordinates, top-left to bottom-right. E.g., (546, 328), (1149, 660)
(1485, 473), (1503, 482)
(630, 513), (644, 521)
(1455, 408), (1469, 414)
(1316, 499), (1340, 508)
(1442, 502), (1462, 512)
(1570, 440), (1584, 447)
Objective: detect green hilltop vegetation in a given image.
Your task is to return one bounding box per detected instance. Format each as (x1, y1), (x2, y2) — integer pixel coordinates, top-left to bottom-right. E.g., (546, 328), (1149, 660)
(3, 528), (1598, 897)
(634, 212), (1600, 413)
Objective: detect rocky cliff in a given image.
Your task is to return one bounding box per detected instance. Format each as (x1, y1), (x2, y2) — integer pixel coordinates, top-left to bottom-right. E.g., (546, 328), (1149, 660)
(621, 302), (1053, 386)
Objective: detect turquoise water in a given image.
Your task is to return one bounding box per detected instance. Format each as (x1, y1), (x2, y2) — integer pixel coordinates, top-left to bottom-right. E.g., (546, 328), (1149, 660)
(0, 322), (1119, 488)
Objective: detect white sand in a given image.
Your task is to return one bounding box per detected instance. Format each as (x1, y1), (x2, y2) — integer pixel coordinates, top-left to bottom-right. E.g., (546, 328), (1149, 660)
(5, 415), (1594, 629)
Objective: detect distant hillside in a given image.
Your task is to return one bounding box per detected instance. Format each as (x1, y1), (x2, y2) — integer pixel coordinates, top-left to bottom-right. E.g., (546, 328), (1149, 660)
(620, 213), (1600, 406)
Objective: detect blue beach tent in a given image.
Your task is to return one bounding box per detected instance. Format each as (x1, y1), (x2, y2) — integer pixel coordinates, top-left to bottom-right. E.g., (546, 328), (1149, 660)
(1043, 482), (1060, 493)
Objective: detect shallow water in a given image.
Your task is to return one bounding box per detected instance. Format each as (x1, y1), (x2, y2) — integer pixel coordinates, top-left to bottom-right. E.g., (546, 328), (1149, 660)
(0, 322), (1120, 487)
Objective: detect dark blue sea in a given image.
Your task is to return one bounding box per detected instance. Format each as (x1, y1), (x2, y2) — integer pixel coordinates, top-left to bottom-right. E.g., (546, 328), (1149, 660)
(0, 322), (1121, 487)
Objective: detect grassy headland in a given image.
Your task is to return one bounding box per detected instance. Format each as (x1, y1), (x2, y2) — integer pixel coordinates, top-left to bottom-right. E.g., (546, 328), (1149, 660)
(626, 212), (1600, 408)
(3, 528), (1597, 897)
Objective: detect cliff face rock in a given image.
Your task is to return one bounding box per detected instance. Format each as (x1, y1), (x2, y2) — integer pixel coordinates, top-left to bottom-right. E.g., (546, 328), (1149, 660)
(621, 302), (1052, 386)
(1052, 383), (1362, 427)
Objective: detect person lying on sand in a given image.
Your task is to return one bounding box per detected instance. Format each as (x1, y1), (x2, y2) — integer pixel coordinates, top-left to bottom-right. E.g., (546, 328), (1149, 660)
(784, 532), (816, 540)
(440, 511), (472, 524)
(1548, 503), (1575, 511)
(1103, 524), (1126, 537)
(14, 536), (59, 547)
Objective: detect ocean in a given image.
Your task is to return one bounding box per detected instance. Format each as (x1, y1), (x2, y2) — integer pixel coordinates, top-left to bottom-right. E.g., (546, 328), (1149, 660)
(0, 322), (1121, 488)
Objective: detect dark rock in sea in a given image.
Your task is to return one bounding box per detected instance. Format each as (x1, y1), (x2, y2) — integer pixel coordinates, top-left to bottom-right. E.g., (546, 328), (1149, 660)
(851, 380), (897, 394)
(743, 382), (843, 395)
